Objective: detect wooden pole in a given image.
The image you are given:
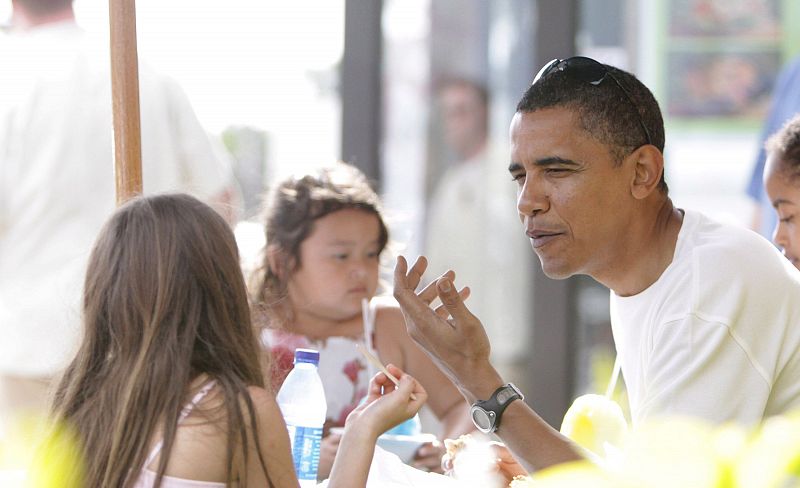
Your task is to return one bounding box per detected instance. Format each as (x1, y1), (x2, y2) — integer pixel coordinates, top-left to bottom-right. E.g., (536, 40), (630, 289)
(109, 0), (143, 205)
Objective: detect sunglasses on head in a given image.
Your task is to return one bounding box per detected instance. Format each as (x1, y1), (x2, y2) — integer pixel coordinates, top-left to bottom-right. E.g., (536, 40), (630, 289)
(532, 56), (653, 147)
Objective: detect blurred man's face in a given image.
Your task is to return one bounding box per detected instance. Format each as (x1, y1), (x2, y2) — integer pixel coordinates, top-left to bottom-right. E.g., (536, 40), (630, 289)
(440, 84), (488, 160)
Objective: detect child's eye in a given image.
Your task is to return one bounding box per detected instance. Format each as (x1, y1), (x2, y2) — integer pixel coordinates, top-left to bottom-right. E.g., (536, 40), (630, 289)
(367, 251), (380, 260)
(781, 215), (795, 224)
(333, 253), (348, 260)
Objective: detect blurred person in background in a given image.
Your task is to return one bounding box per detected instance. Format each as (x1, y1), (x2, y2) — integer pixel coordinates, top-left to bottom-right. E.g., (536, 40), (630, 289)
(424, 78), (532, 386)
(747, 55), (800, 238)
(0, 0), (237, 425)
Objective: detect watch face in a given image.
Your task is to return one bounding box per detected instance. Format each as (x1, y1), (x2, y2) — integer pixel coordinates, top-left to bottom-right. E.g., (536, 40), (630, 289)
(470, 406), (495, 432)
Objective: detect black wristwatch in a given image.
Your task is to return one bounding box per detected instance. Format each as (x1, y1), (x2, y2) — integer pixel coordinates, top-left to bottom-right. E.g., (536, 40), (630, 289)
(469, 383), (524, 433)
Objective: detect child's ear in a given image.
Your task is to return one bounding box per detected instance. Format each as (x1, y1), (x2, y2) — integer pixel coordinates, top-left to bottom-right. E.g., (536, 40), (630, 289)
(266, 245), (291, 281)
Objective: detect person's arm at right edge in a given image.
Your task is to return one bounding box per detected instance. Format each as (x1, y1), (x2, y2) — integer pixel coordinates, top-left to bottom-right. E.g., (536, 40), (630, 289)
(393, 255), (583, 471)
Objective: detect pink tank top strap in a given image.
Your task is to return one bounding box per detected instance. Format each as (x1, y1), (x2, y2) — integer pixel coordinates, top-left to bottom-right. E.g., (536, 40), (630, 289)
(143, 380), (217, 468)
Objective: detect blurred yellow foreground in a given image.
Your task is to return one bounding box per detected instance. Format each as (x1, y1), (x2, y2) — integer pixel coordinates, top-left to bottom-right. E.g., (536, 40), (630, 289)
(0, 415), (83, 487)
(512, 408), (800, 488)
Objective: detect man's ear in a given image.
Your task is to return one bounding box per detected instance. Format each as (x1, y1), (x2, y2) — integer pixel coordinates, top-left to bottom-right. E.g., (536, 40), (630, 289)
(629, 145), (665, 200)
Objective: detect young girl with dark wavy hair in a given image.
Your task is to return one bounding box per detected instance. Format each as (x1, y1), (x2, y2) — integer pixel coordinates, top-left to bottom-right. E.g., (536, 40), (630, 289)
(249, 163), (473, 478)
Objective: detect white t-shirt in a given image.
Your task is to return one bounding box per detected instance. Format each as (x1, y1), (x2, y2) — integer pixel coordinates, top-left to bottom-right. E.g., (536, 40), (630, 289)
(0, 22), (232, 376)
(611, 209), (800, 425)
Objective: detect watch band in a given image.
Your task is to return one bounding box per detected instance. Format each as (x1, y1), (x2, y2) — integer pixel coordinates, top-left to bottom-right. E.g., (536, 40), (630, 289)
(470, 383), (524, 433)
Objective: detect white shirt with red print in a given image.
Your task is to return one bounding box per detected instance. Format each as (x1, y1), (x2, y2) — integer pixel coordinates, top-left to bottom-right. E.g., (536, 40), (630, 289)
(263, 329), (373, 429)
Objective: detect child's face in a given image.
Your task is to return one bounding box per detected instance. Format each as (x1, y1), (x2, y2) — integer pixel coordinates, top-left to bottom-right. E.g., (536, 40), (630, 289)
(287, 208), (382, 321)
(765, 154), (800, 269)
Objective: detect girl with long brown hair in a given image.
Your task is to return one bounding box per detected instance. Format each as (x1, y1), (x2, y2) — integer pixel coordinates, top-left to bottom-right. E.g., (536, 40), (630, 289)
(51, 193), (427, 487)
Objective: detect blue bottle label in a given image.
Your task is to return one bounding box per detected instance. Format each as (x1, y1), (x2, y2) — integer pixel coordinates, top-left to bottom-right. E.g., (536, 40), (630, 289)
(286, 424), (323, 481)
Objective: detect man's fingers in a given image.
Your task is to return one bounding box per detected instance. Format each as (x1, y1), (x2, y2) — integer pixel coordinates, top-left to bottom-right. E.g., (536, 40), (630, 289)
(406, 256), (428, 289)
(437, 278), (474, 323)
(434, 286), (470, 319)
(394, 255), (430, 300)
(393, 257), (439, 347)
(394, 255), (409, 290)
(417, 276), (443, 305)
(440, 269), (456, 283)
(393, 256), (421, 309)
(417, 269), (456, 305)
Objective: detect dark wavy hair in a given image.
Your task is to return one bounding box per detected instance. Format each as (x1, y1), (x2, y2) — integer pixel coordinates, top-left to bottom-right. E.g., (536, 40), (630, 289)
(250, 162), (389, 327)
(516, 60), (668, 192)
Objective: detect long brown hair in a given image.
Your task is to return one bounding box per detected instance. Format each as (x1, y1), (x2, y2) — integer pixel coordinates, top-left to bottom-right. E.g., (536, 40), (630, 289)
(249, 162), (389, 326)
(52, 193), (271, 487)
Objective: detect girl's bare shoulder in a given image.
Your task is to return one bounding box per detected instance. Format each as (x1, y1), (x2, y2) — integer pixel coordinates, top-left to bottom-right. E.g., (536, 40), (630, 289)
(245, 386), (282, 420)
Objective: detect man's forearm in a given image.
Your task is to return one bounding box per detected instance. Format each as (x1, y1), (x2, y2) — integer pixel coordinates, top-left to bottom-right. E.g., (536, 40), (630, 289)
(496, 400), (584, 470)
(456, 363), (584, 471)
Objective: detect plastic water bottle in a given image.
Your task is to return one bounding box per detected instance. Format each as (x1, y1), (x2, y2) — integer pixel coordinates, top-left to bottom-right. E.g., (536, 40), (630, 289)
(277, 348), (327, 487)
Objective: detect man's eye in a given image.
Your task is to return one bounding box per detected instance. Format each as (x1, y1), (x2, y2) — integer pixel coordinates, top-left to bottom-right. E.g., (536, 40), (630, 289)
(510, 173), (524, 182)
(780, 215), (795, 224)
(546, 168), (569, 174)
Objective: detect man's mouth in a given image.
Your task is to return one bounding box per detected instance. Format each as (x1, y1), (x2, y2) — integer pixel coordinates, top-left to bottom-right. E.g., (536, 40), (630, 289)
(526, 229), (563, 248)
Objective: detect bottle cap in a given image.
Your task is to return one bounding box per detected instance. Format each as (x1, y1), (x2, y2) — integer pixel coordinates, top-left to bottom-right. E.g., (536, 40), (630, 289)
(294, 348), (320, 365)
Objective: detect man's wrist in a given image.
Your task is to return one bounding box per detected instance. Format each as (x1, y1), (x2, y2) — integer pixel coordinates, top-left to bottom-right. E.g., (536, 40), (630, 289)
(456, 363), (505, 403)
(470, 383), (524, 433)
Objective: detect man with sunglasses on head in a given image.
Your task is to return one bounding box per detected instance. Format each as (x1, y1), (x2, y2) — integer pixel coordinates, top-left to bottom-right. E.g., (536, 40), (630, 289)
(394, 57), (800, 471)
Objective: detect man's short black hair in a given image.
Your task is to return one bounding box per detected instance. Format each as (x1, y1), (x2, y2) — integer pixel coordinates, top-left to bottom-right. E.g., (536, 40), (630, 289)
(516, 61), (668, 192)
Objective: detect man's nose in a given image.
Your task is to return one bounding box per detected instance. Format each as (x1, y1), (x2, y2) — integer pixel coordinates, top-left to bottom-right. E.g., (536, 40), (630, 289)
(517, 176), (548, 217)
